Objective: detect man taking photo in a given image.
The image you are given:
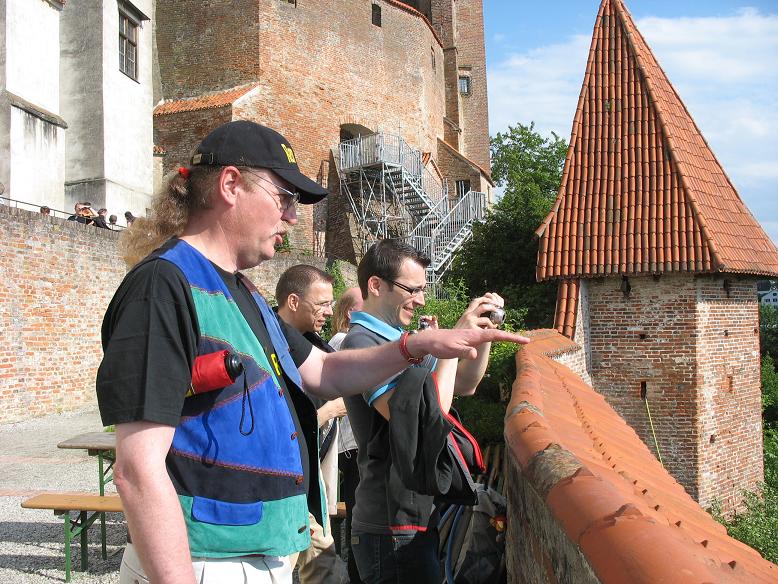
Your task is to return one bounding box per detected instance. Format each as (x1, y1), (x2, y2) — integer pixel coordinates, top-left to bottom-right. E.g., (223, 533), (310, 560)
(342, 239), (506, 584)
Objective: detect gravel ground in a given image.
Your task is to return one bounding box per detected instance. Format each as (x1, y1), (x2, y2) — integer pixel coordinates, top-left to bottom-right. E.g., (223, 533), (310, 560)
(0, 408), (124, 583)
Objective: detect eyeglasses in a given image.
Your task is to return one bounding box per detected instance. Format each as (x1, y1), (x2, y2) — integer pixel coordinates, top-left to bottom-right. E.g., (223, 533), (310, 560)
(300, 298), (336, 312)
(243, 171), (300, 213)
(384, 278), (426, 297)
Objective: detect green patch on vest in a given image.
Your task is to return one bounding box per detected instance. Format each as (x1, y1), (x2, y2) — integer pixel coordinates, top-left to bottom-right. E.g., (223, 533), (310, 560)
(181, 494), (311, 557)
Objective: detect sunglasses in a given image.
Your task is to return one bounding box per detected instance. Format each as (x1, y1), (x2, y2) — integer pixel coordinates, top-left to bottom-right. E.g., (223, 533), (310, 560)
(243, 172), (300, 212)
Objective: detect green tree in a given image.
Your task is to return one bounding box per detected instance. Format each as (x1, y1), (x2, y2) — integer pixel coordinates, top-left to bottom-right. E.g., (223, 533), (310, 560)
(763, 355), (778, 426)
(760, 304), (778, 364)
(447, 123), (568, 328)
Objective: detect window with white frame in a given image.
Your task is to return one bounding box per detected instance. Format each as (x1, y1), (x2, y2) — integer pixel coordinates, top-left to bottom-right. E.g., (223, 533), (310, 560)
(119, 2), (149, 81)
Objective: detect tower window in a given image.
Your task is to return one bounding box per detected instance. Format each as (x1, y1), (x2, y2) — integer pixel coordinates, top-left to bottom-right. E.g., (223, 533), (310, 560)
(119, 8), (139, 80)
(458, 76), (471, 96)
(372, 4), (382, 27)
(118, 1), (149, 81)
(431, 48), (436, 70)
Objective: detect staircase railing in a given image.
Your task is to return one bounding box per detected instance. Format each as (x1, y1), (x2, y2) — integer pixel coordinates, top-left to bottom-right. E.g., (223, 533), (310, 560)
(428, 190), (487, 271)
(339, 133), (422, 176)
(338, 134), (487, 287)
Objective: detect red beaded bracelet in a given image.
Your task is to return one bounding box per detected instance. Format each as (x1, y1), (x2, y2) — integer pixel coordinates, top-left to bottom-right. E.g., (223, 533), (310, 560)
(399, 331), (424, 364)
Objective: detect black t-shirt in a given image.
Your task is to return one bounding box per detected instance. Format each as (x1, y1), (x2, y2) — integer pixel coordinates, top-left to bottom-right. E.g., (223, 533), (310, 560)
(96, 240), (315, 483)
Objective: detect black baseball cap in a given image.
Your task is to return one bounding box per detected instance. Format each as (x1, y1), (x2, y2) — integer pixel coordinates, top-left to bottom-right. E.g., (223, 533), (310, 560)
(190, 120), (328, 204)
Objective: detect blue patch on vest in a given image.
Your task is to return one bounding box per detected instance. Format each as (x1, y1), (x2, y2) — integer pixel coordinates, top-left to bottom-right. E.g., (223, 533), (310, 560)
(192, 496), (263, 526)
(173, 374), (303, 476)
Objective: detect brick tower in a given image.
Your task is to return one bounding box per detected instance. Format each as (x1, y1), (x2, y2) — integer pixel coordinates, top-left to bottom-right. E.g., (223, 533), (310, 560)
(536, 0), (778, 512)
(152, 0), (492, 258)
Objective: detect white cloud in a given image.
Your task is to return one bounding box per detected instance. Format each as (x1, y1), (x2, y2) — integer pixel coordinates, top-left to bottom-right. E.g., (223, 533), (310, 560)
(488, 8), (778, 245)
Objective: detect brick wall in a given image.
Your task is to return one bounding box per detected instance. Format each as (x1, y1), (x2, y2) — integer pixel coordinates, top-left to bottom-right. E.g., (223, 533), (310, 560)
(504, 459), (600, 584)
(154, 0), (261, 100)
(0, 204), (355, 423)
(0, 206), (125, 423)
(454, 0), (490, 171)
(436, 138), (484, 193)
(695, 277), (763, 510)
(585, 274), (763, 510)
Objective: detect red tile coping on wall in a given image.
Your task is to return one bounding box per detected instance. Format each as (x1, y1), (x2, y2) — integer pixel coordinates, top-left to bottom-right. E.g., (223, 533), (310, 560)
(153, 144), (167, 156)
(505, 331), (777, 582)
(535, 0), (778, 280)
(153, 83), (261, 116)
(523, 329), (580, 358)
(553, 279), (579, 338)
(438, 138), (494, 185)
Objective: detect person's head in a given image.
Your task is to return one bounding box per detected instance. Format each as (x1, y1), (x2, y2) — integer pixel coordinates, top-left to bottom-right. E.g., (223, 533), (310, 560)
(74, 202), (84, 213)
(357, 239), (430, 328)
(120, 121), (327, 268)
(78, 203), (97, 218)
(39, 206), (50, 215)
(331, 287), (364, 333)
(98, 208), (107, 217)
(124, 211), (135, 221)
(108, 214), (117, 225)
(276, 265), (335, 334)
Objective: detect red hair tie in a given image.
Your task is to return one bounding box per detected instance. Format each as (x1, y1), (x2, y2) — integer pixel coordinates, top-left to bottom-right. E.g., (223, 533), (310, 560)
(178, 166), (190, 179)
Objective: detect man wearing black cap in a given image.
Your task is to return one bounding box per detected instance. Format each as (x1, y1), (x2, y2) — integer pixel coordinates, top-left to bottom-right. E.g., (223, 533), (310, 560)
(96, 120), (529, 584)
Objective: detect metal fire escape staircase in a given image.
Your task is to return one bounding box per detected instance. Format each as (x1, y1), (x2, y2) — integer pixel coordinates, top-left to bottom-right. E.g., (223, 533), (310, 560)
(338, 133), (487, 288)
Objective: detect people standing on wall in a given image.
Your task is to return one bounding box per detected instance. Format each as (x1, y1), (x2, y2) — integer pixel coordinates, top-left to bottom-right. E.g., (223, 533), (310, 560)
(108, 214), (118, 229)
(124, 211), (136, 226)
(39, 206), (50, 215)
(68, 202), (94, 225)
(91, 206), (109, 229)
(275, 264), (347, 584)
(95, 120), (525, 584)
(329, 286), (364, 584)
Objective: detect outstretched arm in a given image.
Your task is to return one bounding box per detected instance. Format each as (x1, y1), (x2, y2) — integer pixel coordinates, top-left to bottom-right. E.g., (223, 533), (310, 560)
(298, 327), (529, 400)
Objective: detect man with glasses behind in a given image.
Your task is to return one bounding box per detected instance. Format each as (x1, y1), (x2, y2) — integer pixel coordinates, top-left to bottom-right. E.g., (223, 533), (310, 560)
(275, 264), (347, 584)
(341, 239), (505, 583)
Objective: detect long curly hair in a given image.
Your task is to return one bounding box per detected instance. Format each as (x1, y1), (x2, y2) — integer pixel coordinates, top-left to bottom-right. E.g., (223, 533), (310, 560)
(119, 166), (222, 267)
(331, 290), (361, 334)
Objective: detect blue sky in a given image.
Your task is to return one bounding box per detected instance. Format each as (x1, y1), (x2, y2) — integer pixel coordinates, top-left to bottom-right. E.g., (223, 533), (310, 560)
(483, 0), (778, 244)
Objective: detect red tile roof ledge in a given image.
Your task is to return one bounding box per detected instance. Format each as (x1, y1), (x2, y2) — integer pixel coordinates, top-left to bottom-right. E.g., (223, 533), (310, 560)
(504, 332), (777, 582)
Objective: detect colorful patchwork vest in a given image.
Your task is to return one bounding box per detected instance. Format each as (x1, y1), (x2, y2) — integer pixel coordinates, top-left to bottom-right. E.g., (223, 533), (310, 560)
(159, 240), (314, 558)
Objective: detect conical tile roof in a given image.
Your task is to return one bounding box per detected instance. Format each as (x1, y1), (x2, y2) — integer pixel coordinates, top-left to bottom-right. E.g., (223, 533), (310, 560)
(536, 0), (778, 280)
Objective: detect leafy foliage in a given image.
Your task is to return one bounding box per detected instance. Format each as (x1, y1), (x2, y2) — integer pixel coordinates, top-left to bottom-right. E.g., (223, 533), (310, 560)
(712, 330), (778, 562)
(712, 429), (778, 564)
(326, 261), (348, 298)
(424, 280), (527, 445)
(760, 304), (778, 363)
(447, 122), (568, 328)
(762, 355), (778, 425)
(321, 262), (348, 340)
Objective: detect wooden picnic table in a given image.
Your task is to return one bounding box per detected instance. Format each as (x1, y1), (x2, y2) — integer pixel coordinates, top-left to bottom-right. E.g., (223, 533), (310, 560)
(57, 431), (118, 561)
(57, 431), (116, 454)
(58, 431), (116, 491)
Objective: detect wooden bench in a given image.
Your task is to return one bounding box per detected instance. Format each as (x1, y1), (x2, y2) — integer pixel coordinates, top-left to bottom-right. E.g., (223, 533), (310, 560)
(22, 493), (123, 582)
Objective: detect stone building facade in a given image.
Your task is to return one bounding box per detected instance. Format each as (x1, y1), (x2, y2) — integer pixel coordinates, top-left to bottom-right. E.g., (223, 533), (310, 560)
(153, 0), (492, 257)
(0, 0), (67, 209)
(61, 0), (154, 220)
(0, 0), (154, 222)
